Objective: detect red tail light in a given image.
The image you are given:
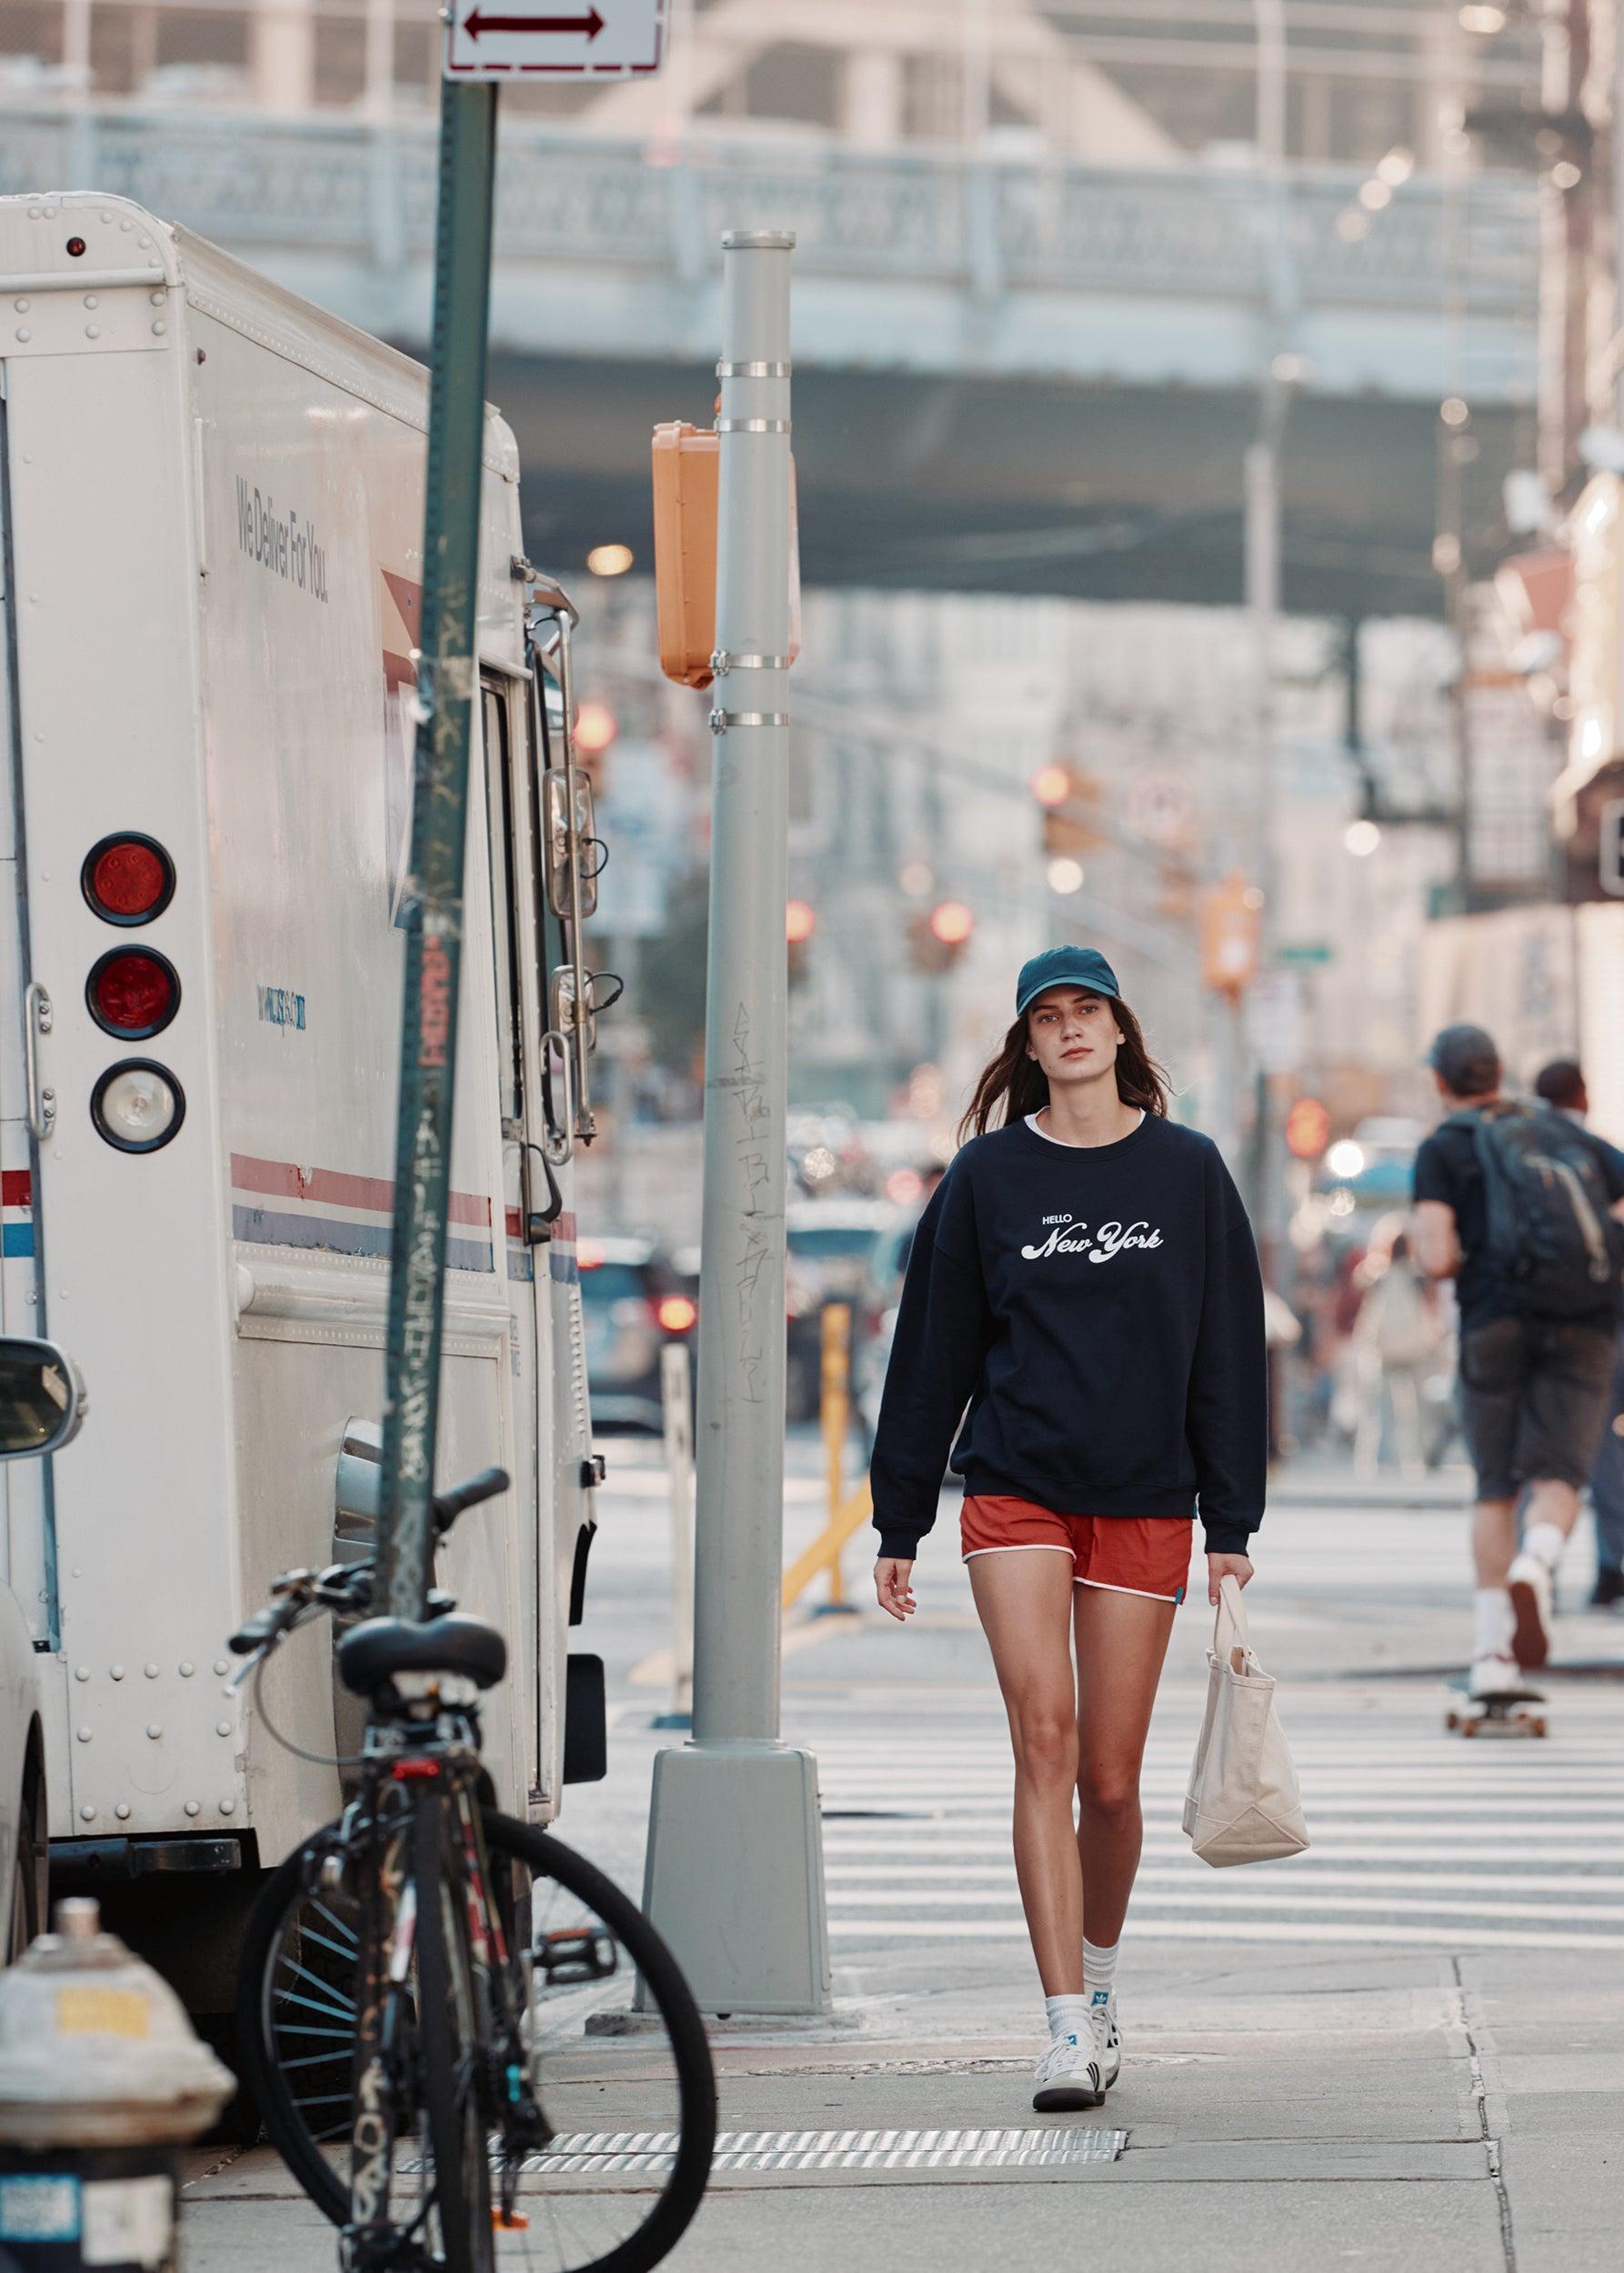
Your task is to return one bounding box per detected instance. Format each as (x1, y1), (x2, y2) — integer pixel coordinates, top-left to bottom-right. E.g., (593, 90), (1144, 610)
(82, 834), (175, 926)
(86, 947), (179, 1039)
(655, 1294), (697, 1334)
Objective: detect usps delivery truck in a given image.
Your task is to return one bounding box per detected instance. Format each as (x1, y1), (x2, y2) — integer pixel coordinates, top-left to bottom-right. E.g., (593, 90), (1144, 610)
(0, 191), (604, 2021)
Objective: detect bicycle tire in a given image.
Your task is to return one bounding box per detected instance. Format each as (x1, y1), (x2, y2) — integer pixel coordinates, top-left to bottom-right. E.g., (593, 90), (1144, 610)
(237, 1810), (717, 2273)
(414, 1790), (495, 2273)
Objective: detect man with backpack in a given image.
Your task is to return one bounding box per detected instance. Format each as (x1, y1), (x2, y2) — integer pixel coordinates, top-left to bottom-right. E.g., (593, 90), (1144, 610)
(1412, 1025), (1624, 1696)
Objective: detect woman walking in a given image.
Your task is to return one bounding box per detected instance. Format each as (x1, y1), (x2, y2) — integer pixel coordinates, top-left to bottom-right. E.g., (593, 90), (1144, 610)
(869, 946), (1267, 2111)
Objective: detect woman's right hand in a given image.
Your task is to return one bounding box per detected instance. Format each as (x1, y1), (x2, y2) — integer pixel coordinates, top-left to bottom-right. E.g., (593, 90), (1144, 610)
(875, 1558), (916, 1621)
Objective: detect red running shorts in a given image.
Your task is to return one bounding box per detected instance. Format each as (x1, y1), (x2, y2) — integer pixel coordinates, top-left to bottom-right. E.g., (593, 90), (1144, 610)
(960, 1494), (1191, 1605)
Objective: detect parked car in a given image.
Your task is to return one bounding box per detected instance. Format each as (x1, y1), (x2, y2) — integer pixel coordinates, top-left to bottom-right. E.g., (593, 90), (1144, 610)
(0, 1336), (87, 1958)
(853, 1214), (920, 1450)
(580, 1236), (697, 1433)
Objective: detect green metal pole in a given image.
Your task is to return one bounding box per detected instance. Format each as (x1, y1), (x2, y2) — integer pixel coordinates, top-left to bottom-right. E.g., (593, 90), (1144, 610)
(376, 77), (499, 1619)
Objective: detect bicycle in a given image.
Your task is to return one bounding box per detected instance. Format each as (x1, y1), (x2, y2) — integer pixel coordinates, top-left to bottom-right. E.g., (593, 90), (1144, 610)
(227, 1467), (717, 2273)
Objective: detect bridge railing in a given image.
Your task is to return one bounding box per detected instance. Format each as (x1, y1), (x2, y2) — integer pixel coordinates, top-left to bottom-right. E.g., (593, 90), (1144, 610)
(0, 104), (1538, 315)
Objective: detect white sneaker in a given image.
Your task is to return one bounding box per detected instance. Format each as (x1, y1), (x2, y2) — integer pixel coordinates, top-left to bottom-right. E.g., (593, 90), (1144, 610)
(1032, 2029), (1104, 2112)
(1089, 1998), (1121, 2091)
(1507, 1553), (1553, 1671)
(1469, 1652), (1521, 1700)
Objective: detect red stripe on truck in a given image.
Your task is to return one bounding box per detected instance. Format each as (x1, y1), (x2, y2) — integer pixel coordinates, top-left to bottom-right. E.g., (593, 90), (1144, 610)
(229, 1153), (492, 1227)
(1, 1171), (30, 1208)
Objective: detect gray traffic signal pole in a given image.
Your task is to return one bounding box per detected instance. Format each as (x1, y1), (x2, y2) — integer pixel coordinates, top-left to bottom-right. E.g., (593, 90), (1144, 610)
(641, 231), (831, 2014)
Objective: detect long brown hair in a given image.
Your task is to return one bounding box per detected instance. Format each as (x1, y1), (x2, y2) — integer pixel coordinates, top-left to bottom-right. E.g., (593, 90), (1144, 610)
(958, 993), (1170, 1143)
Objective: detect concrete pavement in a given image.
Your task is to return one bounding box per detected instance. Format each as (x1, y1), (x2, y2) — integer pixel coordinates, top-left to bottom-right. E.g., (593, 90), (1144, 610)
(179, 1440), (1624, 2271)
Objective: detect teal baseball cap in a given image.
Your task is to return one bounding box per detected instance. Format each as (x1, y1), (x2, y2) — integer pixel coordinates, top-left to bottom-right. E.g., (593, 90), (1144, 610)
(1016, 945), (1120, 1016)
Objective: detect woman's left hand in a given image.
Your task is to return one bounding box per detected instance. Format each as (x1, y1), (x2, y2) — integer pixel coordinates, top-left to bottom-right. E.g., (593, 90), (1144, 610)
(1206, 1552), (1254, 1606)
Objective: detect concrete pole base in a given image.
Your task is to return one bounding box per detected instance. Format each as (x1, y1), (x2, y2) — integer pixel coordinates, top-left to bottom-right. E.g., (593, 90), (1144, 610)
(640, 1740), (831, 2015)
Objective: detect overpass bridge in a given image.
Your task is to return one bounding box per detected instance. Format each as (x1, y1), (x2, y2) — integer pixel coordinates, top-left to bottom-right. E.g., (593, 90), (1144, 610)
(3, 105), (1541, 616)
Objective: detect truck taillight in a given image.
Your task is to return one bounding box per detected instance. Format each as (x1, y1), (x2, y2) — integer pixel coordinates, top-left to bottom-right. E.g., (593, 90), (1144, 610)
(91, 1060), (185, 1153)
(82, 834), (175, 926)
(87, 947), (179, 1039)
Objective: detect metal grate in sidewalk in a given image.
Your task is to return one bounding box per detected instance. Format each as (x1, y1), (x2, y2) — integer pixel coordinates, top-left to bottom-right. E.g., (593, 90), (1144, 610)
(516, 2125), (1126, 2174)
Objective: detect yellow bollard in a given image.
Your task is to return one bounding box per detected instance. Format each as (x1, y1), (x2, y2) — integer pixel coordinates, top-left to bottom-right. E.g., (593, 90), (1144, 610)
(821, 1304), (851, 1606)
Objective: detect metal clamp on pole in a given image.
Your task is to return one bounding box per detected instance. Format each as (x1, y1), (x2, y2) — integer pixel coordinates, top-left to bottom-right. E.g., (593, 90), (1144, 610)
(707, 709), (790, 734)
(710, 653), (792, 674)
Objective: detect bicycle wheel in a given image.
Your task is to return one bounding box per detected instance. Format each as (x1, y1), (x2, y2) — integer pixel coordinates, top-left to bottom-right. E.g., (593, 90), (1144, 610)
(238, 1809), (717, 2273)
(414, 1791), (495, 2273)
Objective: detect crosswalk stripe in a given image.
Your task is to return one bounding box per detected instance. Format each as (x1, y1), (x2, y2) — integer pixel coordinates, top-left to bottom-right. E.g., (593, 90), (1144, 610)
(823, 1887), (1624, 1923)
(822, 1839), (1624, 1864)
(824, 1864), (1624, 1895)
(824, 1918), (1624, 1952)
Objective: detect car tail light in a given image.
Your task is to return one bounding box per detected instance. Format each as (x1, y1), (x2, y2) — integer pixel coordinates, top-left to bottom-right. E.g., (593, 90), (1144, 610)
(92, 1060), (185, 1153)
(578, 1240), (605, 1271)
(86, 947), (179, 1039)
(82, 834), (175, 926)
(656, 1294), (697, 1334)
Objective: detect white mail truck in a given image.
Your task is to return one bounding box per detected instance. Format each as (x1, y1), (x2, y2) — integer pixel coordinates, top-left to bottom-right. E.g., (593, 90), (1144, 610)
(0, 190), (605, 2028)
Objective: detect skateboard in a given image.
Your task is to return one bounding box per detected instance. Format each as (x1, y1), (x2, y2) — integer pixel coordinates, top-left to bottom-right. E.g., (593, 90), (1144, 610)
(1444, 1673), (1548, 1738)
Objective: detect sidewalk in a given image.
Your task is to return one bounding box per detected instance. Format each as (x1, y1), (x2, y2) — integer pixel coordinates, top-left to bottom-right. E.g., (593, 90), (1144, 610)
(178, 1471), (1624, 2272)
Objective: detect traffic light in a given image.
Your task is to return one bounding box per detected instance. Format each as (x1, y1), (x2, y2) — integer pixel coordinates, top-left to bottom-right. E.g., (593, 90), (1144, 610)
(787, 897), (815, 987)
(908, 900), (974, 973)
(1031, 763), (1105, 858)
(1284, 1096), (1331, 1161)
(573, 698), (617, 792)
(1200, 872), (1262, 996)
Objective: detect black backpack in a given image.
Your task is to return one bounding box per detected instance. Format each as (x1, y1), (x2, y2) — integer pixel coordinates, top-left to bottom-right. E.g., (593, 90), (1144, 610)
(1449, 1102), (1624, 1320)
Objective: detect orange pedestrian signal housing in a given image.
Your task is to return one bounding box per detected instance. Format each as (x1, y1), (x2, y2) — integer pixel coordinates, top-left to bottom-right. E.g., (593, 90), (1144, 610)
(1284, 1096), (1332, 1160)
(652, 419), (802, 690)
(1200, 872), (1263, 996)
(652, 422), (719, 689)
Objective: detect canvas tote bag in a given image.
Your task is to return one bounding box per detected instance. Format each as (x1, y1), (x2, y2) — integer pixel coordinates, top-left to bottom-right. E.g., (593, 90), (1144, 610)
(1183, 1575), (1309, 1867)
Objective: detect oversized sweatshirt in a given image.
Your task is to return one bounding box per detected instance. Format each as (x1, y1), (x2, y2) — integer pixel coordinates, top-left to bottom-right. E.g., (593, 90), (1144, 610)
(869, 1114), (1267, 1561)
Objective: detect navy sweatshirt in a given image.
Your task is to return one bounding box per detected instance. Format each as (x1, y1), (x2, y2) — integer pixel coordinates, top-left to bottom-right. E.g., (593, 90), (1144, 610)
(869, 1114), (1267, 1561)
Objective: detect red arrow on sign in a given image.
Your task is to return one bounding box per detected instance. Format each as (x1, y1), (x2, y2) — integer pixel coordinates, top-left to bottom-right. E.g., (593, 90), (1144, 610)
(462, 5), (605, 35)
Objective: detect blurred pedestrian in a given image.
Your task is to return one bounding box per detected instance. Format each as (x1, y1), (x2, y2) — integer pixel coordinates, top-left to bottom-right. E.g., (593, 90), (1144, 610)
(1533, 1059), (1624, 1609)
(1350, 1217), (1441, 1477)
(868, 945), (1266, 2113)
(1412, 1027), (1624, 1696)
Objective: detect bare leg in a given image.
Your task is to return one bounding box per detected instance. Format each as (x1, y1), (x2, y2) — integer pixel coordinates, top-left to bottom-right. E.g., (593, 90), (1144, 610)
(967, 1550), (1083, 1996)
(1073, 1585), (1178, 1949)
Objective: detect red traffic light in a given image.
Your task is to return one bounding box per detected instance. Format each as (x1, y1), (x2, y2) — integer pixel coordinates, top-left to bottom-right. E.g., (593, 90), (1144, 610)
(574, 699), (617, 756)
(1284, 1096), (1332, 1160)
(927, 899), (974, 946)
(1030, 763), (1070, 809)
(786, 898), (816, 944)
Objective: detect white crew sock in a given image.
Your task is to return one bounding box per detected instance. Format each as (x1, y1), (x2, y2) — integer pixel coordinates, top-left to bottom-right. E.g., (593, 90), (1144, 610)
(1473, 1587), (1515, 1660)
(1044, 1994), (1091, 2046)
(1522, 1521), (1567, 1572)
(1083, 1936), (1119, 2010)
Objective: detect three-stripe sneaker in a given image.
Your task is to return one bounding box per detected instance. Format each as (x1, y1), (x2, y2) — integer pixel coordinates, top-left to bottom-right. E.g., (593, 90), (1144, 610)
(1032, 2029), (1104, 2111)
(1090, 1996), (1122, 2091)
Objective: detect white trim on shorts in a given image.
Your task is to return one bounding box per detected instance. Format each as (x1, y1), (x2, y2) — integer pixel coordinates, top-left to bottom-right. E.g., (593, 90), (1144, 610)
(962, 1544), (1076, 1561)
(1071, 1576), (1182, 1603)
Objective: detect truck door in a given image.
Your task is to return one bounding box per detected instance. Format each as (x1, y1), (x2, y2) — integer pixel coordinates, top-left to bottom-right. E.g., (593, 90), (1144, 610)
(481, 669), (572, 1806)
(0, 392), (55, 1653)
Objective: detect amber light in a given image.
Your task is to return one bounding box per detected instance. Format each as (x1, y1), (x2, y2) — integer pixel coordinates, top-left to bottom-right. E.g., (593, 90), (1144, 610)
(656, 1294), (697, 1334)
(86, 948), (179, 1039)
(928, 899), (975, 946)
(83, 834), (175, 926)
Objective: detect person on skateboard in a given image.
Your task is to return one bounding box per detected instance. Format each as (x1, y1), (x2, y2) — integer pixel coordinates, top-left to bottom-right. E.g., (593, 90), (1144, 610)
(1412, 1026), (1624, 1698)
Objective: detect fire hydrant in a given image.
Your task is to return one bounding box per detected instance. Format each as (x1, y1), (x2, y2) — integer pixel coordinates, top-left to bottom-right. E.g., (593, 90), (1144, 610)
(0, 1898), (234, 2270)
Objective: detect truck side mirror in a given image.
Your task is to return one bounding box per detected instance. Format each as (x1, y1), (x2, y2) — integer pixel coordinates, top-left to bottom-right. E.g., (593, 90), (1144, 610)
(0, 1337), (86, 1459)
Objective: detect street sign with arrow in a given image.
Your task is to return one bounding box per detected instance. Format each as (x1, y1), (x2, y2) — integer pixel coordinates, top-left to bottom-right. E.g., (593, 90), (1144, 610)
(445, 0), (667, 77)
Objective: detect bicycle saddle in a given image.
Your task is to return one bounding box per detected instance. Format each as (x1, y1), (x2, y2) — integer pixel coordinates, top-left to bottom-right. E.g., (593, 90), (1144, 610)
(337, 1614), (508, 1697)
